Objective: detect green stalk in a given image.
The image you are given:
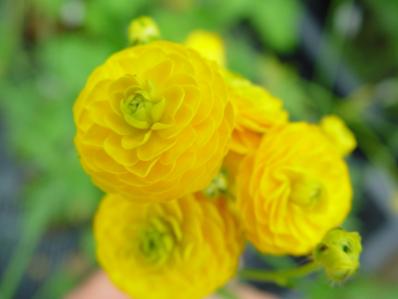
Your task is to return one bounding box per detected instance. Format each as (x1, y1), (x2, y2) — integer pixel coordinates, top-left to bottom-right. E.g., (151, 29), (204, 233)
(240, 261), (320, 286)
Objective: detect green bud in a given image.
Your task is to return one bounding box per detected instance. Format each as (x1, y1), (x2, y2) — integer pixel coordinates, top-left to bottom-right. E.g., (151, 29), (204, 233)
(128, 16), (160, 45)
(313, 228), (362, 283)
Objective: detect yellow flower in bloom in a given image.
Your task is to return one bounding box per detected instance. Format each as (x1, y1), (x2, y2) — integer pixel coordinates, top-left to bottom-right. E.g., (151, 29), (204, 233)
(223, 74), (288, 195)
(74, 41), (234, 202)
(227, 73), (288, 156)
(320, 115), (357, 157)
(185, 30), (226, 66)
(314, 228), (362, 282)
(237, 123), (352, 255)
(94, 193), (244, 299)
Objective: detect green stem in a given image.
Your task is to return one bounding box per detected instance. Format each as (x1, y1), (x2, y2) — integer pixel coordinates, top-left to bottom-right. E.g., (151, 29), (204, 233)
(217, 287), (239, 299)
(240, 261), (320, 286)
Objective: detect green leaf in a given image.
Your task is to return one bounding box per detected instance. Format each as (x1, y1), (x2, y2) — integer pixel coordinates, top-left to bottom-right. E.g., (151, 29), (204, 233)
(37, 34), (113, 94)
(250, 0), (302, 52)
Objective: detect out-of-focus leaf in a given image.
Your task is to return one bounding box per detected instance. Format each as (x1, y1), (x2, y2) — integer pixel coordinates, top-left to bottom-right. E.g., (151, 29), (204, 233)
(0, 0), (26, 76)
(154, 0), (250, 42)
(31, 265), (79, 299)
(250, 0), (302, 52)
(364, 0), (398, 51)
(225, 35), (259, 80)
(153, 9), (201, 41)
(259, 56), (313, 119)
(0, 75), (99, 298)
(1, 78), (100, 225)
(37, 34), (113, 94)
(33, 0), (64, 17)
(80, 228), (96, 265)
(85, 0), (147, 43)
(299, 275), (398, 299)
(199, 0), (251, 27)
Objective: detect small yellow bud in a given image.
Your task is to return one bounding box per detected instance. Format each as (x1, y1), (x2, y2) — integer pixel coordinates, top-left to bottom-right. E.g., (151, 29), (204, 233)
(320, 115), (357, 157)
(128, 16), (160, 45)
(185, 30), (226, 66)
(313, 228), (362, 283)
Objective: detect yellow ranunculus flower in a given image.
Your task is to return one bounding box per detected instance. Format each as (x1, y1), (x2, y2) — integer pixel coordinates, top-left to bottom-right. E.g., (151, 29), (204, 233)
(94, 193), (244, 299)
(185, 30), (226, 66)
(223, 74), (288, 194)
(237, 122), (352, 255)
(74, 41), (234, 202)
(320, 115), (357, 157)
(227, 73), (288, 156)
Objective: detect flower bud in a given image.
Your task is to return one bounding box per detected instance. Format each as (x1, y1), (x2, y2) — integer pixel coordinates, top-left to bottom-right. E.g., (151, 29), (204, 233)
(313, 228), (362, 283)
(185, 30), (225, 66)
(320, 115), (356, 157)
(128, 16), (160, 45)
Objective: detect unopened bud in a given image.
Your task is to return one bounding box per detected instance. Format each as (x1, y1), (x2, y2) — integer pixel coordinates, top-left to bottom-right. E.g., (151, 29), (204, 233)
(313, 228), (362, 283)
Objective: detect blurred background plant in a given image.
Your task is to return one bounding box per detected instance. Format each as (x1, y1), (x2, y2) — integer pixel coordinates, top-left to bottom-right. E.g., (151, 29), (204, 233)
(0, 0), (397, 298)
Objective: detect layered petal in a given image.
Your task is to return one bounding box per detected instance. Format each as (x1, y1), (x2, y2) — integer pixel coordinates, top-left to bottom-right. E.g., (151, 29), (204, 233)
(236, 122), (352, 255)
(94, 193), (244, 299)
(74, 41), (234, 202)
(222, 73), (288, 195)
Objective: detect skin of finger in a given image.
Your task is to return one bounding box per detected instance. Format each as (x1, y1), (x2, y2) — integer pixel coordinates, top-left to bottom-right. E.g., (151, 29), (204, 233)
(65, 272), (278, 299)
(232, 284), (279, 299)
(64, 272), (128, 299)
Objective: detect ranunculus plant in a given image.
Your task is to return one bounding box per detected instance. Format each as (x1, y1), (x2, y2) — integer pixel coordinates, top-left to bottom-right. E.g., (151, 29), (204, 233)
(74, 16), (362, 299)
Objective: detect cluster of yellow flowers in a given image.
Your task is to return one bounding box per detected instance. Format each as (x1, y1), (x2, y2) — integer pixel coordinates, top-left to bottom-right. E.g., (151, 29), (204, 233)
(74, 17), (360, 299)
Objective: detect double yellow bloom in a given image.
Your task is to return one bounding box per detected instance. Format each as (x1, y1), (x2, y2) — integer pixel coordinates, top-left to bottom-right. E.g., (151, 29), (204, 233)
(74, 41), (234, 203)
(95, 193), (243, 299)
(237, 123), (352, 255)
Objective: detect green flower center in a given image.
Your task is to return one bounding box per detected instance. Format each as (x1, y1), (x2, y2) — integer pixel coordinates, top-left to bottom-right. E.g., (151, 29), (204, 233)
(138, 217), (176, 265)
(203, 171), (228, 198)
(289, 172), (323, 207)
(120, 91), (165, 130)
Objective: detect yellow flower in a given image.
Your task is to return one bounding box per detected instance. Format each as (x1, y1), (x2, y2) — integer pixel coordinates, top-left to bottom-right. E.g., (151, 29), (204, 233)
(74, 41), (234, 202)
(185, 30), (226, 66)
(236, 122), (352, 255)
(313, 228), (362, 283)
(320, 115), (356, 157)
(223, 74), (288, 195)
(227, 73), (288, 156)
(94, 193), (244, 299)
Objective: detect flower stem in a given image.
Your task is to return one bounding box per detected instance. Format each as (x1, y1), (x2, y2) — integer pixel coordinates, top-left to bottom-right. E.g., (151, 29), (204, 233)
(239, 261), (320, 286)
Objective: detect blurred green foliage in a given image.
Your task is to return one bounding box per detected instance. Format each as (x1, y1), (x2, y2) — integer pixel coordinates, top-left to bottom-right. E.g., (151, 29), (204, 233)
(0, 0), (397, 298)
(300, 275), (398, 299)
